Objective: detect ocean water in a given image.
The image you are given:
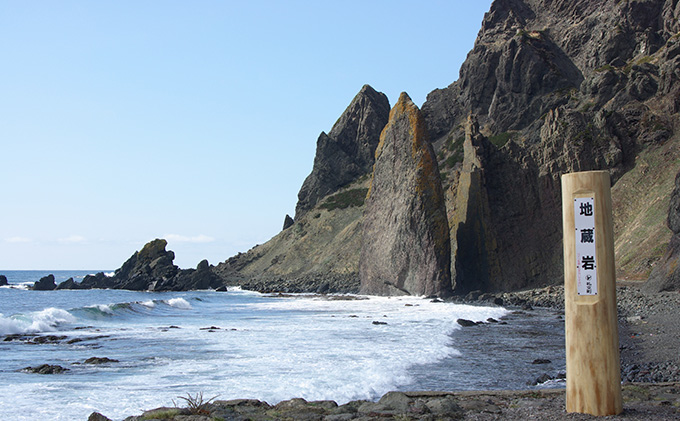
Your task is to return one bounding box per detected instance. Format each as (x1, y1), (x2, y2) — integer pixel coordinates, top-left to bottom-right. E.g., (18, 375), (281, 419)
(0, 271), (565, 421)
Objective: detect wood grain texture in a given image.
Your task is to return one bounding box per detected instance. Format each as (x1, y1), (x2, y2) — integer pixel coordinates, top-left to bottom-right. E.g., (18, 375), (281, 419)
(562, 171), (622, 416)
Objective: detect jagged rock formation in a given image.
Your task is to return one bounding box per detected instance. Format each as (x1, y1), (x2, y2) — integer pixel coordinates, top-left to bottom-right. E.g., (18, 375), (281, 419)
(645, 170), (680, 292)
(423, 0), (680, 292)
(32, 274), (57, 291)
(295, 84), (390, 219)
(183, 1), (680, 295)
(215, 85), (391, 292)
(359, 93), (451, 297)
(61, 239), (223, 291)
(282, 214), (294, 230)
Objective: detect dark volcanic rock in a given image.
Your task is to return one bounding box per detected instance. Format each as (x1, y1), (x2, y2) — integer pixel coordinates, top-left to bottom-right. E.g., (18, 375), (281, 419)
(295, 84), (390, 219)
(32, 274), (57, 291)
(421, 0), (680, 293)
(0, 275), (7, 286)
(22, 364), (69, 374)
(106, 240), (224, 291)
(645, 169), (680, 292)
(170, 259), (224, 291)
(83, 357), (119, 365)
(80, 272), (113, 289)
(56, 277), (84, 290)
(113, 239), (179, 291)
(457, 318), (478, 327)
(359, 93), (452, 298)
(282, 214), (294, 230)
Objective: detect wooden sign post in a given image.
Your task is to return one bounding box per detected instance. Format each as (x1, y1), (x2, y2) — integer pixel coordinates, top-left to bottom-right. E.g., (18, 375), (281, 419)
(561, 170), (622, 416)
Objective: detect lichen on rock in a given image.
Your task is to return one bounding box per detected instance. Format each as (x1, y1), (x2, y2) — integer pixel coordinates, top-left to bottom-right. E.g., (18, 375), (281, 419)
(359, 92), (452, 297)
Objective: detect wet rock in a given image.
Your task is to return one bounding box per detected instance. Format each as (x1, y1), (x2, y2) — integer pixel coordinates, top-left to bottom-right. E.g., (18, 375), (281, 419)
(457, 318), (478, 327)
(22, 364), (69, 374)
(56, 277), (84, 290)
(83, 357), (119, 364)
(532, 358), (552, 365)
(0, 275), (8, 286)
(32, 274), (57, 291)
(88, 412), (113, 421)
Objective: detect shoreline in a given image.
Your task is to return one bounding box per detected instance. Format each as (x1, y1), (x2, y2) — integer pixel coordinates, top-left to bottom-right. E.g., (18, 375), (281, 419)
(107, 383), (680, 420)
(98, 283), (680, 420)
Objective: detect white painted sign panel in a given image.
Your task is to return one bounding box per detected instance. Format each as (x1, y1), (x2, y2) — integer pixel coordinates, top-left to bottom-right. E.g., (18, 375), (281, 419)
(574, 197), (597, 295)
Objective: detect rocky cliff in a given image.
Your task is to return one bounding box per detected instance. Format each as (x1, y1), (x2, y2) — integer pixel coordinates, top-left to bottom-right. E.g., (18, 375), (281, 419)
(424, 0), (680, 292)
(214, 85), (390, 292)
(220, 0), (680, 295)
(57, 239), (224, 291)
(295, 84), (390, 219)
(359, 93), (451, 297)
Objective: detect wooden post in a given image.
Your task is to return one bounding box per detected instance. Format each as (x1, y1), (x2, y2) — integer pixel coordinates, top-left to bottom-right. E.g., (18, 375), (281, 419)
(562, 170), (622, 416)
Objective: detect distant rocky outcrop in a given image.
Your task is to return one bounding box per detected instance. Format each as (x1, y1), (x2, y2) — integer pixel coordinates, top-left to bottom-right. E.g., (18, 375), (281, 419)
(57, 239), (224, 291)
(295, 84), (390, 219)
(56, 277), (84, 290)
(0, 275), (7, 286)
(359, 93), (452, 297)
(32, 274), (57, 291)
(645, 170), (680, 292)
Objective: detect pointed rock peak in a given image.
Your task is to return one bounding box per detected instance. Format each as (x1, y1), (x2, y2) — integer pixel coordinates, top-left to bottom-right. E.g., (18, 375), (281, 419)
(295, 85), (390, 218)
(360, 89), (451, 298)
(138, 238), (172, 261)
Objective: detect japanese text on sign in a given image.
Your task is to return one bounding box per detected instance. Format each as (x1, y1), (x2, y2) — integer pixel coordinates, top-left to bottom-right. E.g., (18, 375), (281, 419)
(574, 197), (597, 295)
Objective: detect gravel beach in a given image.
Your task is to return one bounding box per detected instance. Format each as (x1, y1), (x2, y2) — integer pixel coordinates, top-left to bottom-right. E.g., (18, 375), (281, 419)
(103, 283), (679, 420)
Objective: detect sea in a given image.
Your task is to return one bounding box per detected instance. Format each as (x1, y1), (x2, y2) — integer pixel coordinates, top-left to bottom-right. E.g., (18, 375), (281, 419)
(0, 270), (566, 421)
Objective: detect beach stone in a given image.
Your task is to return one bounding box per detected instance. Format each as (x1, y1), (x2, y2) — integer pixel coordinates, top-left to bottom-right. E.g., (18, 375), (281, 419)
(378, 391), (413, 412)
(32, 274), (57, 290)
(22, 364), (69, 374)
(457, 318), (478, 327)
(424, 395), (463, 416)
(359, 92), (452, 298)
(88, 412), (113, 421)
(83, 357), (119, 364)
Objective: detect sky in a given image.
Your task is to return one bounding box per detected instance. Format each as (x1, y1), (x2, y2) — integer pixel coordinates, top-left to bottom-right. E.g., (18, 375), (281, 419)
(0, 1), (493, 270)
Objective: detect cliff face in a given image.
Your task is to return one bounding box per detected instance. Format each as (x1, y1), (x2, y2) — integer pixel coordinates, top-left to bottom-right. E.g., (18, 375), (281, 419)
(359, 93), (451, 297)
(214, 0), (680, 295)
(295, 85), (390, 219)
(425, 0), (680, 292)
(214, 85), (389, 291)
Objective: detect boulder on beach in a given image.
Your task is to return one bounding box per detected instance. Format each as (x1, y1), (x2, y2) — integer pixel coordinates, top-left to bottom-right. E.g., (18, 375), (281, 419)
(32, 274), (57, 291)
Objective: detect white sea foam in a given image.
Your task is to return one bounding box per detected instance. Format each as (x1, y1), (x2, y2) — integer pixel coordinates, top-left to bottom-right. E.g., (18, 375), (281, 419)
(0, 289), (522, 421)
(85, 304), (114, 314)
(166, 297), (191, 309)
(0, 307), (76, 336)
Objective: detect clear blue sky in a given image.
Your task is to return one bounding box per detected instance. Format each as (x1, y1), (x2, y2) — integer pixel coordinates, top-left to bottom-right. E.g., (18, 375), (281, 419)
(0, 1), (493, 270)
